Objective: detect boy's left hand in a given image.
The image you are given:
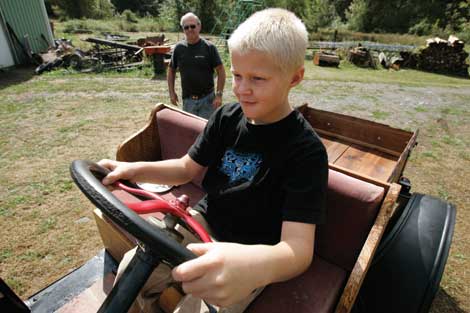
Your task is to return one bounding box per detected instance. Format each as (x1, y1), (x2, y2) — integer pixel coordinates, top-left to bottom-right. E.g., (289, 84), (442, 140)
(172, 242), (264, 308)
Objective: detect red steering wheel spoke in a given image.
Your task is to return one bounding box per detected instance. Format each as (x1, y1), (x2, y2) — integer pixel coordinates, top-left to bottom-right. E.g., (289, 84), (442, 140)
(114, 181), (212, 243)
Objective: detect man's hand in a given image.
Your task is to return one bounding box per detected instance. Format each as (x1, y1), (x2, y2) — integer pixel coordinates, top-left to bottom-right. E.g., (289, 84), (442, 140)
(170, 92), (179, 106)
(172, 242), (265, 308)
(212, 95), (222, 109)
(97, 159), (137, 185)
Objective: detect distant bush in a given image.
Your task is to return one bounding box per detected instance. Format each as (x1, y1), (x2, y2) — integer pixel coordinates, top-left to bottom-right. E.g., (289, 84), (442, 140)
(50, 0), (115, 19)
(409, 19), (433, 36)
(122, 10), (138, 23)
(457, 23), (470, 44)
(156, 0), (179, 32)
(304, 0), (339, 32)
(345, 0), (368, 32)
(118, 20), (139, 32)
(60, 16), (167, 35)
(310, 28), (427, 46)
(63, 19), (113, 33)
(137, 16), (163, 32)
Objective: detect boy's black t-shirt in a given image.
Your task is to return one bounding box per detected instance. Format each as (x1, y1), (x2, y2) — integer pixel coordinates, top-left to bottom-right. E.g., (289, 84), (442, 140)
(188, 103), (328, 245)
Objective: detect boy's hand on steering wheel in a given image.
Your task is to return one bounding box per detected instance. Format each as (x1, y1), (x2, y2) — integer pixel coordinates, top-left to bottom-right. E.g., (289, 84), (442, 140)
(97, 159), (137, 185)
(172, 242), (265, 308)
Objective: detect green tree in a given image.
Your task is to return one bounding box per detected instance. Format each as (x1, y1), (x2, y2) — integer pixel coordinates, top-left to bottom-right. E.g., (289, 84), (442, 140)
(197, 0), (218, 32)
(51, 0), (114, 18)
(345, 0), (368, 31)
(445, 1), (470, 31)
(331, 0), (352, 20)
(305, 0), (338, 31)
(111, 0), (160, 15)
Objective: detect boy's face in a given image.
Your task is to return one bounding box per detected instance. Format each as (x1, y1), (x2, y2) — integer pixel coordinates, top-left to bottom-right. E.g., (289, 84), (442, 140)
(230, 50), (304, 124)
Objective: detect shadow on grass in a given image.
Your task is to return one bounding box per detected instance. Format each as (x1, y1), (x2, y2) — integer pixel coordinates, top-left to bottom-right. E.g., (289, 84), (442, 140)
(0, 65), (36, 90)
(430, 288), (466, 313)
(151, 72), (167, 81)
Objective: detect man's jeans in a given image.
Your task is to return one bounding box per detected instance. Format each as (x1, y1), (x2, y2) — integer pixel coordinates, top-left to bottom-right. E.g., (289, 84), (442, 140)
(183, 92), (215, 119)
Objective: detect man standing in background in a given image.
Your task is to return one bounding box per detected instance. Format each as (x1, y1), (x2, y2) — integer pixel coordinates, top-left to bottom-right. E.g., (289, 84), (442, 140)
(167, 12), (226, 119)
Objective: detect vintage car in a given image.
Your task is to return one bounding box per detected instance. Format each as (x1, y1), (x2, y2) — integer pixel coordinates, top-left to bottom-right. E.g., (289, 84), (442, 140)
(0, 104), (455, 313)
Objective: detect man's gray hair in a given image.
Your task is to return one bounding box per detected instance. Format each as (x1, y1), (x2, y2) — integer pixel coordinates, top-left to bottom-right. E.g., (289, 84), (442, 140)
(228, 8), (308, 74)
(180, 12), (201, 26)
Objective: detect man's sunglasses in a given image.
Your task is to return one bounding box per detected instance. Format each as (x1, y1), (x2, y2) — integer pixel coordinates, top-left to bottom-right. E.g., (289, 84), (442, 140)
(183, 24), (197, 30)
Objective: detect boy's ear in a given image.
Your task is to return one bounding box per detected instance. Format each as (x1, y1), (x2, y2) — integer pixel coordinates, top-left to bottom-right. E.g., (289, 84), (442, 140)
(289, 66), (304, 88)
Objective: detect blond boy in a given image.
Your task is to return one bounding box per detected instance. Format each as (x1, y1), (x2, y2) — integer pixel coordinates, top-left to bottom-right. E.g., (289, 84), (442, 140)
(99, 8), (328, 313)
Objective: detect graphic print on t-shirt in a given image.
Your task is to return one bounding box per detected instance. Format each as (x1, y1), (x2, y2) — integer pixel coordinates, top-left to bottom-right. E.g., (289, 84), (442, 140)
(219, 148), (262, 185)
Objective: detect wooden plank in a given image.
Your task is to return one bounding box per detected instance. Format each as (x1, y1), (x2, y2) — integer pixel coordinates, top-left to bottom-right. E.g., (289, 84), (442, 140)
(335, 183), (401, 313)
(328, 164), (391, 189)
(116, 103), (164, 162)
(159, 287), (184, 313)
(334, 145), (398, 182)
(298, 104), (414, 155)
(388, 129), (419, 183)
(93, 209), (135, 262)
(316, 128), (402, 157)
(321, 136), (350, 163)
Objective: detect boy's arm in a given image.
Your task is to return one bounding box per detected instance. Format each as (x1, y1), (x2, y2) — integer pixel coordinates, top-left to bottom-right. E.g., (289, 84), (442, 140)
(172, 221), (315, 307)
(98, 154), (204, 186)
(261, 221), (315, 282)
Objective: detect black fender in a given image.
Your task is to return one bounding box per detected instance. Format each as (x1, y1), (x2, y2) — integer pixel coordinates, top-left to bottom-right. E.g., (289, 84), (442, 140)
(354, 193), (456, 313)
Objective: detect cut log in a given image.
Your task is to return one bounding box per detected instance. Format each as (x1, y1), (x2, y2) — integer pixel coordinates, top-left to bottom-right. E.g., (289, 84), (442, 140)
(314, 51), (340, 67)
(347, 45), (375, 68)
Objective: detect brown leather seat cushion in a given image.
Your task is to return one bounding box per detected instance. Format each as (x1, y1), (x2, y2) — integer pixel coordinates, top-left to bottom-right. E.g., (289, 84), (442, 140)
(316, 170), (385, 271)
(156, 109), (206, 188)
(245, 256), (347, 313)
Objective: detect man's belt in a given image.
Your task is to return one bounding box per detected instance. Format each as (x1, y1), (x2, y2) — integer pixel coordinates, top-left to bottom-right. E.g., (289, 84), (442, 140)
(187, 91), (213, 100)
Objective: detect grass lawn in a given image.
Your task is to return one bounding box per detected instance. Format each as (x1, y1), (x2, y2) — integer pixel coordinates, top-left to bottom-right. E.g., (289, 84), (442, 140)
(0, 48), (469, 312)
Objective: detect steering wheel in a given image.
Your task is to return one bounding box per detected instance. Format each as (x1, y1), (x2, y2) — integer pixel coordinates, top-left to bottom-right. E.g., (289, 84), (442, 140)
(70, 160), (198, 313)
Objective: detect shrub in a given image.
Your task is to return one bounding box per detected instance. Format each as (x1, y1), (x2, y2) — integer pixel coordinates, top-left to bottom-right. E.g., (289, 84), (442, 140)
(346, 0), (368, 32)
(409, 19), (432, 36)
(305, 0), (339, 32)
(157, 0), (179, 32)
(122, 9), (138, 23)
(457, 22), (470, 43)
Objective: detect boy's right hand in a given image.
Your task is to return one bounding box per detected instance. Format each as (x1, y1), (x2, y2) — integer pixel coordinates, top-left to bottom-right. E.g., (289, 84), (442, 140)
(97, 159), (136, 185)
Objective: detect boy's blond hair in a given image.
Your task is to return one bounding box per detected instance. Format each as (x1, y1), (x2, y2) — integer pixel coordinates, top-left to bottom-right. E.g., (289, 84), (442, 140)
(228, 8), (308, 74)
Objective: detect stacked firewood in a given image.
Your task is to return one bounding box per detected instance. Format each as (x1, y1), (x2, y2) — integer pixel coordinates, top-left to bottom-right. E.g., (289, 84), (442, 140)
(401, 35), (469, 77)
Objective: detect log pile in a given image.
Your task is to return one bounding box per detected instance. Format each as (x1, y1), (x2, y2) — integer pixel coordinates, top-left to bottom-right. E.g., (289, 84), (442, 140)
(401, 35), (469, 77)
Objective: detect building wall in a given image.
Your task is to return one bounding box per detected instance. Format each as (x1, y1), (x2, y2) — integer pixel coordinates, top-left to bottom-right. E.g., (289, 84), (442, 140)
(0, 20), (15, 68)
(0, 0), (54, 64)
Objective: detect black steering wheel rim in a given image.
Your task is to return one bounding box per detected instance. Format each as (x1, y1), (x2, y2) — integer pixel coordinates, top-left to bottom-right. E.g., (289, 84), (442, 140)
(70, 159), (196, 266)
